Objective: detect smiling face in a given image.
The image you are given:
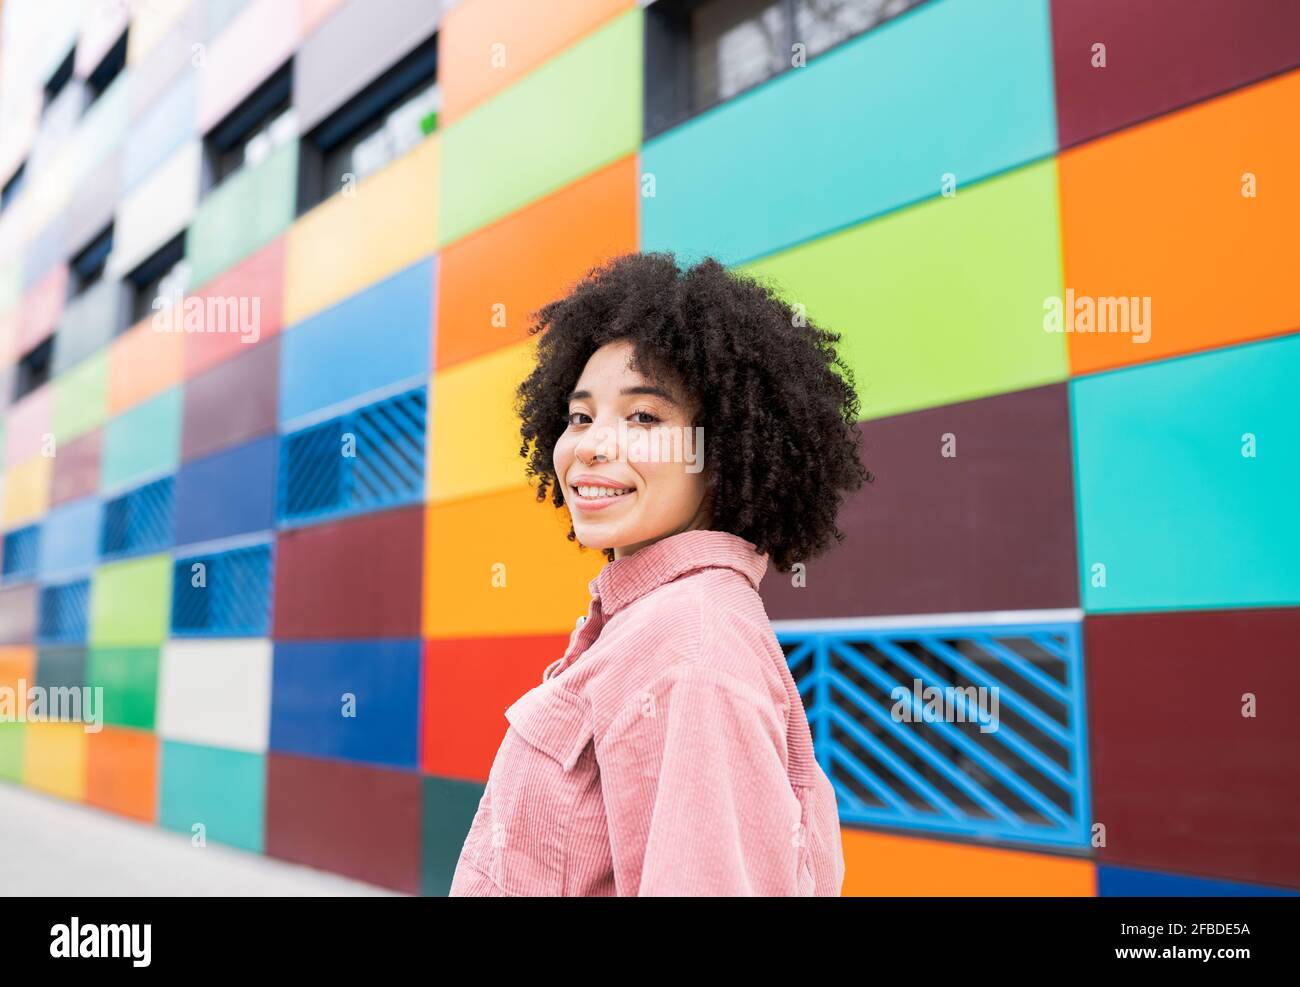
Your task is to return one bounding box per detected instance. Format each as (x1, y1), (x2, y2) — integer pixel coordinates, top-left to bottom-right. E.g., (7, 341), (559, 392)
(553, 339), (711, 560)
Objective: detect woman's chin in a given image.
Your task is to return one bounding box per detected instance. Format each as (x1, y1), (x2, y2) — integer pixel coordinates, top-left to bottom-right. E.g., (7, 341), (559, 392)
(574, 528), (620, 552)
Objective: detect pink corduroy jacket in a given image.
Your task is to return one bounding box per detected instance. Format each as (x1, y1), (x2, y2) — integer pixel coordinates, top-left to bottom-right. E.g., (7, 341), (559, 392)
(449, 528), (845, 896)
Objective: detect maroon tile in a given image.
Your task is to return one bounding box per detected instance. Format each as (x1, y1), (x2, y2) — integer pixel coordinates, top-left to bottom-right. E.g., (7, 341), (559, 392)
(181, 337), (279, 463)
(759, 384), (1078, 619)
(50, 428), (102, 506)
(1051, 0), (1300, 148)
(0, 584), (38, 645)
(265, 752), (422, 894)
(273, 505), (424, 639)
(1087, 608), (1300, 890)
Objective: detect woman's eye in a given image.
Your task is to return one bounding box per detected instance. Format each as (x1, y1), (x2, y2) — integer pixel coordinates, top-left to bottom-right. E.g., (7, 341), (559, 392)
(629, 410), (660, 425)
(565, 411), (591, 426)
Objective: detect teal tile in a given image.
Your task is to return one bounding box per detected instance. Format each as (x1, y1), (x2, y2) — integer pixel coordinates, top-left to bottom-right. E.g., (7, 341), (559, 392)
(421, 775), (484, 896)
(1072, 333), (1300, 611)
(642, 0), (1056, 266)
(100, 387), (182, 492)
(159, 740), (266, 853)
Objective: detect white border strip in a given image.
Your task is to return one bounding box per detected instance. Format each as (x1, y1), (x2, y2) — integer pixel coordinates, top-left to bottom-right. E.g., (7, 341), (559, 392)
(770, 609), (1084, 633)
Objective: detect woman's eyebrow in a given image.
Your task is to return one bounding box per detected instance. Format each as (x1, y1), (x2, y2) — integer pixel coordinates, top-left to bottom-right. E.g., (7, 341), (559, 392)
(566, 386), (679, 404)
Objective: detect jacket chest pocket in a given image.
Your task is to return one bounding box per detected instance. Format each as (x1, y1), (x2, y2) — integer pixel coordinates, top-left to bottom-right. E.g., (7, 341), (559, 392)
(464, 682), (595, 895)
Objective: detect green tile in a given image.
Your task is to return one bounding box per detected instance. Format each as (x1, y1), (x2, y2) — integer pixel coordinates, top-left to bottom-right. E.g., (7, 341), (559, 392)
(740, 158), (1067, 422)
(87, 648), (160, 730)
(439, 9), (641, 245)
(53, 350), (109, 445)
(186, 139), (298, 288)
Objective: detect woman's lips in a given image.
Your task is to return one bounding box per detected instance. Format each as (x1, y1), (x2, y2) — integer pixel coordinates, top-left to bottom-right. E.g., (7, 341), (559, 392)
(570, 487), (635, 512)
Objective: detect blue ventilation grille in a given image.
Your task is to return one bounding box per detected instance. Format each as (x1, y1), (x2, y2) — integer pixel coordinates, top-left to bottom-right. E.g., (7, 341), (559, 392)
(1, 525), (40, 582)
(37, 579), (90, 643)
(277, 386), (426, 526)
(781, 619), (1090, 850)
(100, 476), (175, 560)
(171, 543), (273, 636)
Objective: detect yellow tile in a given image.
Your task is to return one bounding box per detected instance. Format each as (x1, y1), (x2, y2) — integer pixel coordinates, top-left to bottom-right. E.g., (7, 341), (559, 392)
(3, 453), (51, 525)
(283, 135), (440, 325)
(23, 721), (89, 802)
(428, 340), (536, 504)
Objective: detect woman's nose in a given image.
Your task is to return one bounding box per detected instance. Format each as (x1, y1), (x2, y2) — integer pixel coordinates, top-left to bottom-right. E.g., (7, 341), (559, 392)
(575, 417), (620, 464)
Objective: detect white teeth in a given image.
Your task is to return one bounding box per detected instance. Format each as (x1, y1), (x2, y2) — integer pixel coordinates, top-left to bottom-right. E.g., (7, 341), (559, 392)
(577, 485), (632, 499)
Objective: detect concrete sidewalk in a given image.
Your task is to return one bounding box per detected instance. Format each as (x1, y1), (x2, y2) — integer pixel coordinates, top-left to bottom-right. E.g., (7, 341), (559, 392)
(0, 783), (400, 896)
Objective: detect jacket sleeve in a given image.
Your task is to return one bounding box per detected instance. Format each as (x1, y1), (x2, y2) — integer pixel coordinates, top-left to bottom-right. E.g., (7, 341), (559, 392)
(596, 661), (808, 896)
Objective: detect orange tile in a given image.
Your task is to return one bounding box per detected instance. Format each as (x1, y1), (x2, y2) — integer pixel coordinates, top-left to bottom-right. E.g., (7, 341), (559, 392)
(423, 486), (605, 638)
(0, 645), (35, 691)
(1059, 68), (1300, 374)
(85, 726), (158, 823)
(842, 827), (1096, 896)
(436, 155), (637, 370)
(107, 316), (185, 416)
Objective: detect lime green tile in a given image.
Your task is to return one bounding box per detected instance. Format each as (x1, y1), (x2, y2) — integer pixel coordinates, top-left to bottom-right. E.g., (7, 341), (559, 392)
(53, 350), (109, 443)
(90, 555), (172, 647)
(0, 722), (24, 782)
(740, 159), (1067, 422)
(439, 9), (641, 245)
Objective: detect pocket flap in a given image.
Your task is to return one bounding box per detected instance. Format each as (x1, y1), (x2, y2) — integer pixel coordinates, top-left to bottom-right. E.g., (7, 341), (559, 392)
(504, 682), (593, 772)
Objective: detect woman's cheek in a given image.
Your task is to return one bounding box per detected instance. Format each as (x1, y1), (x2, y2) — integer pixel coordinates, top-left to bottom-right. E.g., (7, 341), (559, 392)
(553, 434), (575, 477)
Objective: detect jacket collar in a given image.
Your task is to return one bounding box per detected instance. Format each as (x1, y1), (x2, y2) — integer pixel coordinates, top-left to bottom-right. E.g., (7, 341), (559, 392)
(588, 529), (768, 618)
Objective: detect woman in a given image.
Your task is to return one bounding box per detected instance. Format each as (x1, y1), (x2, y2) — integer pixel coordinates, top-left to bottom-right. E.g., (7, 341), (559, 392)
(449, 251), (871, 896)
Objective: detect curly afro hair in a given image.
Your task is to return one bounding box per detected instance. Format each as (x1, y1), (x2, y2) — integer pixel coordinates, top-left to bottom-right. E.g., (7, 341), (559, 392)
(514, 250), (872, 573)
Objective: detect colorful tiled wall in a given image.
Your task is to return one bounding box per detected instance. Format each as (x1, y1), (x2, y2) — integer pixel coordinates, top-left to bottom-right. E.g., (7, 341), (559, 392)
(0, 0), (1296, 896)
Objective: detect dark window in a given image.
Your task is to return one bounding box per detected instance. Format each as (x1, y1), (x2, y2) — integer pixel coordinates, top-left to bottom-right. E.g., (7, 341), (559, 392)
(297, 33), (439, 213)
(70, 224), (114, 296)
(126, 232), (189, 326)
(14, 337), (54, 401)
(1, 162), (26, 212)
(86, 30), (128, 103)
(204, 61), (296, 192)
(645, 0), (927, 138)
(795, 0), (923, 57)
(44, 47), (76, 109)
